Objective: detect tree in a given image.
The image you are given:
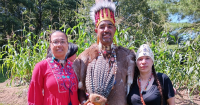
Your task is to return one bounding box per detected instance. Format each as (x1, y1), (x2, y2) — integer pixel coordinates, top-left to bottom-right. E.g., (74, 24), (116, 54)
(0, 0), (79, 47)
(147, 0), (200, 43)
(114, 0), (164, 44)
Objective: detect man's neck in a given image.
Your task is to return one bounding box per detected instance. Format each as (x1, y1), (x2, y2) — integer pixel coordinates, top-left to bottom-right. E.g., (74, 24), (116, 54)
(102, 45), (111, 51)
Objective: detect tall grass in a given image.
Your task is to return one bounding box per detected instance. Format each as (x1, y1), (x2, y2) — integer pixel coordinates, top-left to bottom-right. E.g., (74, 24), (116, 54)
(152, 34), (200, 95)
(0, 30), (49, 85)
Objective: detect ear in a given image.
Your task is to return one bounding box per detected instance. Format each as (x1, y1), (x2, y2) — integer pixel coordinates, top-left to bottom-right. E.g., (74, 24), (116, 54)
(95, 28), (97, 33)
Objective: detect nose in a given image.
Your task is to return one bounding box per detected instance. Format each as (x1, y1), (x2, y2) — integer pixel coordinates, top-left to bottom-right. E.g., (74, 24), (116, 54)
(104, 26), (109, 32)
(141, 59), (146, 63)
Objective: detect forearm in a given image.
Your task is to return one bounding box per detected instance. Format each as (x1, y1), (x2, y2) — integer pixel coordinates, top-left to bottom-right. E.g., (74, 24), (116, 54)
(167, 97), (175, 105)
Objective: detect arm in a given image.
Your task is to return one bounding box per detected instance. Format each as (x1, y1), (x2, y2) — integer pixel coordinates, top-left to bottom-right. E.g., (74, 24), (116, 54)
(28, 62), (44, 105)
(167, 97), (175, 105)
(161, 73), (175, 105)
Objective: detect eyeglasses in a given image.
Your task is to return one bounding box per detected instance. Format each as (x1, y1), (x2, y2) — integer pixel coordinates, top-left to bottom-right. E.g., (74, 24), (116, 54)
(51, 40), (67, 46)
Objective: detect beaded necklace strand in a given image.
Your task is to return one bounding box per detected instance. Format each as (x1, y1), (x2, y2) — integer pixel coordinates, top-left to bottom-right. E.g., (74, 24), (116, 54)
(98, 44), (118, 88)
(99, 47), (117, 75)
(138, 73), (153, 93)
(137, 73), (153, 105)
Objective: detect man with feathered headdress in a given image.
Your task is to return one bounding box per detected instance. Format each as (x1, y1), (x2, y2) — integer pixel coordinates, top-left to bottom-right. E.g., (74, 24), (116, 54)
(73, 0), (136, 105)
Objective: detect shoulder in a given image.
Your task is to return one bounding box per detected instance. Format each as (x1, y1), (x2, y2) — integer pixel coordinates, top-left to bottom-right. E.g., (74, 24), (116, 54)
(33, 59), (49, 73)
(156, 72), (173, 88)
(35, 59), (48, 67)
(77, 43), (99, 62)
(157, 73), (170, 80)
(31, 59), (49, 79)
(117, 46), (136, 61)
(117, 46), (135, 54)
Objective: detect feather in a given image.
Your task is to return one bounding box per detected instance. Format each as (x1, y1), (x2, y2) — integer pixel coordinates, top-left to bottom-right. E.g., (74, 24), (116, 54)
(86, 58), (96, 93)
(86, 55), (117, 98)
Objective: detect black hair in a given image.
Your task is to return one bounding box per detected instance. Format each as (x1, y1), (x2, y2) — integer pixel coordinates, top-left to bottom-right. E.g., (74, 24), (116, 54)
(133, 64), (163, 105)
(46, 30), (69, 58)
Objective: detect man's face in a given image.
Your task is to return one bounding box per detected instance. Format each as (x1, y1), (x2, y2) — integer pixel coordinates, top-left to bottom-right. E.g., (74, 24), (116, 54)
(95, 20), (116, 46)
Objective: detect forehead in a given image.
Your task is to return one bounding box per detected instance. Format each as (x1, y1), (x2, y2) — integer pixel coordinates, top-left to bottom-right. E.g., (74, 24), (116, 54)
(98, 20), (114, 26)
(138, 56), (151, 59)
(51, 32), (67, 40)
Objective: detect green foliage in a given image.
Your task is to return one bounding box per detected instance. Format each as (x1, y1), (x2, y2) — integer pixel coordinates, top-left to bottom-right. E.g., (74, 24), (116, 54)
(0, 0), (199, 96)
(152, 33), (200, 94)
(0, 21), (199, 95)
(114, 0), (164, 42)
(147, 0), (200, 41)
(68, 22), (96, 55)
(0, 29), (48, 85)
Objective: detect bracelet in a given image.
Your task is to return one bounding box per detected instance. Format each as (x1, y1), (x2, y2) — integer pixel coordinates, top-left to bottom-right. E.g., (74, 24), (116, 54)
(81, 100), (86, 105)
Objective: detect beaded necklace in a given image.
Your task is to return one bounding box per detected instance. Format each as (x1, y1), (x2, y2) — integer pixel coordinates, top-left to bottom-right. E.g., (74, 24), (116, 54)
(98, 44), (118, 86)
(138, 73), (153, 93)
(137, 73), (153, 105)
(98, 45), (117, 73)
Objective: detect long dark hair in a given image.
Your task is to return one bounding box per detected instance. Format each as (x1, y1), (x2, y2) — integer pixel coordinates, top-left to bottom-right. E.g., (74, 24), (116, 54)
(133, 64), (163, 105)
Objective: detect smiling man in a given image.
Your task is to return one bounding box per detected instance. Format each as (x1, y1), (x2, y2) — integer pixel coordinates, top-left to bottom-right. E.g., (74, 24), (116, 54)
(73, 1), (136, 105)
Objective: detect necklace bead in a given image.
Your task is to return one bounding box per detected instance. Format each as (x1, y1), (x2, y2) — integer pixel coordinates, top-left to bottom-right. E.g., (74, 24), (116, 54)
(138, 73), (153, 93)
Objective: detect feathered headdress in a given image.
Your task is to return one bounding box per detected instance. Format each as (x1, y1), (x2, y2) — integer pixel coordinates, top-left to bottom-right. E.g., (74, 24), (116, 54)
(90, 1), (116, 27)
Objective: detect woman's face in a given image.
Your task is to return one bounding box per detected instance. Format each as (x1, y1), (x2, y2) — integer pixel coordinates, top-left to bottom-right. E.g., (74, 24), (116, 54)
(136, 56), (153, 73)
(50, 31), (68, 60)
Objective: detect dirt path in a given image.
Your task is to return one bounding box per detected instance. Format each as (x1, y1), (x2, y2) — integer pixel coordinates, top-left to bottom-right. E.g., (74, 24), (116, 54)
(0, 80), (28, 105)
(0, 79), (199, 105)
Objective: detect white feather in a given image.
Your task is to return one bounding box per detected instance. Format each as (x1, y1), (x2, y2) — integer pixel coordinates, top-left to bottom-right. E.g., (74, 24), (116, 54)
(90, 1), (116, 24)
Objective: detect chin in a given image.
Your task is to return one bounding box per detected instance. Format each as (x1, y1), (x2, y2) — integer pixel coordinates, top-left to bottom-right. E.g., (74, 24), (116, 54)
(102, 41), (112, 45)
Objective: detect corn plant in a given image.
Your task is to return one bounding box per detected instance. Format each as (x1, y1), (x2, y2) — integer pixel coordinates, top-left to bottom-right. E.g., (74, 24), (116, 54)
(0, 29), (49, 85)
(152, 32), (200, 95)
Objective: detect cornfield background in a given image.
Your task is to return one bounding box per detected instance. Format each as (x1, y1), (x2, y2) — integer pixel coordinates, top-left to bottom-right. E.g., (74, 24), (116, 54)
(0, 22), (199, 96)
(0, 1), (200, 102)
